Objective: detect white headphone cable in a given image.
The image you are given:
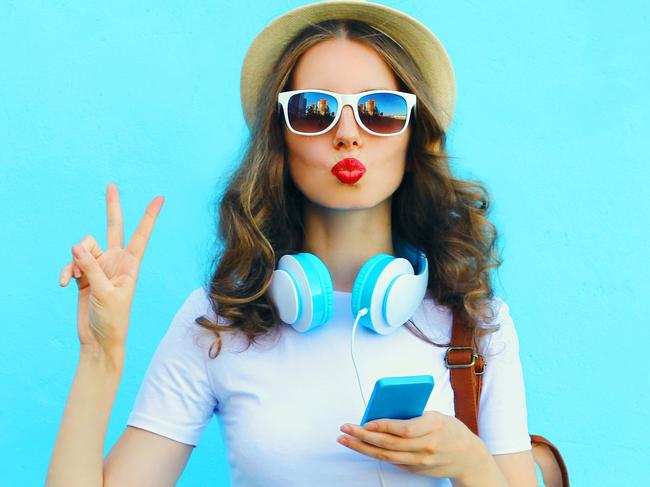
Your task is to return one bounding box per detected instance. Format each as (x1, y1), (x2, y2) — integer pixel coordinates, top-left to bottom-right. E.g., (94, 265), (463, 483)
(351, 307), (388, 487)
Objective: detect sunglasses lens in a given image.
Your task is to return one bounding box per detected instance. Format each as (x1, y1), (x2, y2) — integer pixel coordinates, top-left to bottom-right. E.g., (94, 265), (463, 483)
(287, 91), (338, 134)
(358, 92), (408, 135)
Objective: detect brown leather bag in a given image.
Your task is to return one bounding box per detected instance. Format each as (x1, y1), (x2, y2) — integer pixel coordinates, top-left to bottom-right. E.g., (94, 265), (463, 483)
(446, 309), (569, 487)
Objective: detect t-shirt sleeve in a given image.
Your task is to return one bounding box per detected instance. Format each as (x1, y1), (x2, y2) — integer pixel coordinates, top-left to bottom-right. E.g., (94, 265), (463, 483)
(477, 298), (532, 455)
(126, 287), (218, 447)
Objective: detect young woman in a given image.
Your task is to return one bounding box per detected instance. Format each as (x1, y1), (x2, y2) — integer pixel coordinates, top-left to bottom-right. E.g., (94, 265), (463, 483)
(47, 1), (539, 486)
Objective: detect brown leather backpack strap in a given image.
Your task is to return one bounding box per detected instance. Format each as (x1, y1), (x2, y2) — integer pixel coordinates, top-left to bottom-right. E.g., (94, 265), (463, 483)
(530, 434), (570, 487)
(446, 307), (485, 436)
(447, 309), (569, 486)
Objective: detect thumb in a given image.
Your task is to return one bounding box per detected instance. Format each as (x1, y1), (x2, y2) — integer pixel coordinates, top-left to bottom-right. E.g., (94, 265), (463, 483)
(72, 244), (112, 297)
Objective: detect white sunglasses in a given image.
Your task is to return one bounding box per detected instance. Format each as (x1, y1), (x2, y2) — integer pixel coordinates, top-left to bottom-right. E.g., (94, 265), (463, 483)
(277, 89), (416, 137)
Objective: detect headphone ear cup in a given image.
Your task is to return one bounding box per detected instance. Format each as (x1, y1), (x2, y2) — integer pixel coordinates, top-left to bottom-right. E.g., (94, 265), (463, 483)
(269, 253), (334, 332)
(352, 255), (417, 335)
(269, 261), (301, 325)
(351, 254), (394, 331)
(294, 253), (334, 330)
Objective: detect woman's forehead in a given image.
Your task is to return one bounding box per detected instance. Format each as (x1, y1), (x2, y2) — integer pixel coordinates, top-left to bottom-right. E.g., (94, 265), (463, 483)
(290, 38), (399, 92)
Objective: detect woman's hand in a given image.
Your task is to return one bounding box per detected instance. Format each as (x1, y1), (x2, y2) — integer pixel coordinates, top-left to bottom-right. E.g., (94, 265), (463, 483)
(337, 410), (494, 484)
(59, 183), (164, 363)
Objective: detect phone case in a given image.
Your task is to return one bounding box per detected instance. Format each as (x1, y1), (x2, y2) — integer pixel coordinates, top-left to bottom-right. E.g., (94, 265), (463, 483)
(360, 375), (435, 425)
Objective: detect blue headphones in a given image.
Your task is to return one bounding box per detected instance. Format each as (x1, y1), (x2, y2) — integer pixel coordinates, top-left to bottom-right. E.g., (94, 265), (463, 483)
(267, 236), (429, 335)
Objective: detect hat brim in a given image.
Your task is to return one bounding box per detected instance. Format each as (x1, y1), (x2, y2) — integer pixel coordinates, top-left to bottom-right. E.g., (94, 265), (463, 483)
(240, 0), (456, 132)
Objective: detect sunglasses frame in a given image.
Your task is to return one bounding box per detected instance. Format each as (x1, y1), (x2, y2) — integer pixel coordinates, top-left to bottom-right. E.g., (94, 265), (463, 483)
(277, 89), (416, 137)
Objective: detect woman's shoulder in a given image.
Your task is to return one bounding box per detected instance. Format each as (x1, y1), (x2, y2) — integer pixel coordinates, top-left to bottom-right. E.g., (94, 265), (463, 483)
(158, 287), (228, 349)
(168, 286), (215, 330)
(416, 291), (517, 356)
(181, 286), (231, 326)
(178, 286), (258, 354)
(477, 296), (520, 361)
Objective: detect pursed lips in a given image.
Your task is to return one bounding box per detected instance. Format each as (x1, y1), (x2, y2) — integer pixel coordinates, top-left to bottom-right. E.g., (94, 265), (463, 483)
(331, 158), (366, 184)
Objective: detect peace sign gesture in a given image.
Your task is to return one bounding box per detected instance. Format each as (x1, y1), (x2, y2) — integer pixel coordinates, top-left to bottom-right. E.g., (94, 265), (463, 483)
(59, 183), (164, 365)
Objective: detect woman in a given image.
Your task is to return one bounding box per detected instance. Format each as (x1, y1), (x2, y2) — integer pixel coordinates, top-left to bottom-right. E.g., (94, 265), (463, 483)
(46, 1), (540, 485)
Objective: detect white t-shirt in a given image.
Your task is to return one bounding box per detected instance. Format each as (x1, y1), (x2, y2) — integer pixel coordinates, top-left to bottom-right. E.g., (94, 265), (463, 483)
(127, 286), (532, 486)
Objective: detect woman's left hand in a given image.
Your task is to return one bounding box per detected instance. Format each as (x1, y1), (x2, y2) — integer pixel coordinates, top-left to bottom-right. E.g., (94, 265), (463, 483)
(337, 410), (491, 482)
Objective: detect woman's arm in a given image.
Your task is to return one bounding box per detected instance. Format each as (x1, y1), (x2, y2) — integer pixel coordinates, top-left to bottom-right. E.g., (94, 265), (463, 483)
(449, 445), (538, 487)
(45, 346), (124, 487)
(103, 426), (193, 487)
(47, 183), (174, 485)
(46, 345), (196, 487)
(449, 439), (509, 487)
(493, 450), (539, 487)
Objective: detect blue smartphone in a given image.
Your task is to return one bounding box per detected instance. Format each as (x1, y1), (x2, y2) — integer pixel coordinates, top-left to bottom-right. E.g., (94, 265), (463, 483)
(360, 375), (434, 425)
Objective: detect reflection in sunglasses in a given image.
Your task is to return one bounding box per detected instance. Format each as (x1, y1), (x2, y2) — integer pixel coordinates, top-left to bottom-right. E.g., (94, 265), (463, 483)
(287, 91), (408, 135)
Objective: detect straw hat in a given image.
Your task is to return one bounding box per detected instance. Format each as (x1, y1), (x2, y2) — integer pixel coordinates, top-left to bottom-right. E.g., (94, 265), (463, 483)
(240, 0), (456, 132)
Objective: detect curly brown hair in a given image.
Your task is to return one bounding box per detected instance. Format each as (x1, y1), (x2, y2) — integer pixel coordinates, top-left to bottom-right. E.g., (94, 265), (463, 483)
(196, 19), (502, 359)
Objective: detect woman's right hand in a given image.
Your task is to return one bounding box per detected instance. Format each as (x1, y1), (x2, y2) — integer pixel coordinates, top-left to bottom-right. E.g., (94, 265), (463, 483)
(59, 183), (165, 363)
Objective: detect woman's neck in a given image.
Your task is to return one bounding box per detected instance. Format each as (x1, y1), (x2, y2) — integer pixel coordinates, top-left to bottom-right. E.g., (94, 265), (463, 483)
(301, 197), (395, 292)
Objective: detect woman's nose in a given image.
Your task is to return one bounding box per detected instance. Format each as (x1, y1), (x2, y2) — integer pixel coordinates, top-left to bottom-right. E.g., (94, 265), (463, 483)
(335, 105), (361, 133)
(332, 104), (362, 148)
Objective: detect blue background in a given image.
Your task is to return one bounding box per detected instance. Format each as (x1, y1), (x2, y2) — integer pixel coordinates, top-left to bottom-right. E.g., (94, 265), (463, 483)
(1, 0), (648, 485)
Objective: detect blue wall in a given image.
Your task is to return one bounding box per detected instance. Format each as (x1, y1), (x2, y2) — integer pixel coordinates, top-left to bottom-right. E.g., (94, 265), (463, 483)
(1, 1), (648, 485)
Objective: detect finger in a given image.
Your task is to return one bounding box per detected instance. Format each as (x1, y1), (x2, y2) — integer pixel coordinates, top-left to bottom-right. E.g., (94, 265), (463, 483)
(63, 235), (105, 287)
(59, 262), (73, 286)
(67, 262), (80, 281)
(71, 244), (112, 297)
(70, 235), (104, 282)
(363, 412), (439, 438)
(339, 424), (423, 452)
(337, 434), (422, 465)
(61, 261), (84, 284)
(106, 182), (124, 249)
(62, 261), (80, 280)
(77, 234), (105, 259)
(67, 263), (80, 280)
(126, 196), (164, 262)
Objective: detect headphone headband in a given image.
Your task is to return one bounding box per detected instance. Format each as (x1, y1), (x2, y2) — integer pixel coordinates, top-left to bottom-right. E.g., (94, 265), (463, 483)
(268, 235), (429, 335)
(393, 235), (427, 275)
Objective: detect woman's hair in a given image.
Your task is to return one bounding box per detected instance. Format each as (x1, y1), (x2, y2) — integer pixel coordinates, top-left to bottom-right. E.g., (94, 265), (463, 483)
(195, 19), (503, 359)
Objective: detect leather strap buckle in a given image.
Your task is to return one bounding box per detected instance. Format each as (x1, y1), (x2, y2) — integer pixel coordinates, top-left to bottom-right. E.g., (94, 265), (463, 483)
(445, 346), (478, 369)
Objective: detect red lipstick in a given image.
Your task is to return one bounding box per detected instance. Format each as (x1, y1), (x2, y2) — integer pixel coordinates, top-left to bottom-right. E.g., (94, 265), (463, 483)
(331, 158), (366, 184)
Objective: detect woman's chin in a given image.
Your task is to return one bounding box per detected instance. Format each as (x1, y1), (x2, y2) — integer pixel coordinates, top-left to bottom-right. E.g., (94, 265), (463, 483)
(303, 194), (389, 212)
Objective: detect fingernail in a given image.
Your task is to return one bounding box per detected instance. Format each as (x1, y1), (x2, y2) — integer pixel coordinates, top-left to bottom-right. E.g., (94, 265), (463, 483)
(365, 422), (378, 431)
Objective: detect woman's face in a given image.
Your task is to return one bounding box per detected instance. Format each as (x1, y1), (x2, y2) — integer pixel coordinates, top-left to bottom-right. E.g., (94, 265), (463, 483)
(283, 38), (411, 210)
